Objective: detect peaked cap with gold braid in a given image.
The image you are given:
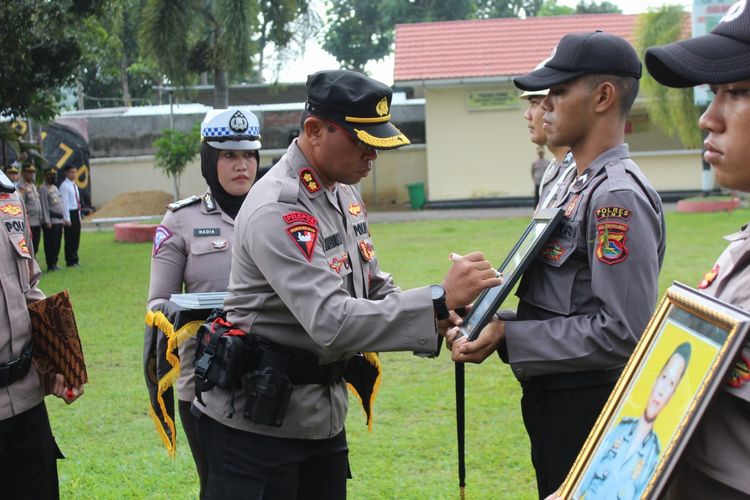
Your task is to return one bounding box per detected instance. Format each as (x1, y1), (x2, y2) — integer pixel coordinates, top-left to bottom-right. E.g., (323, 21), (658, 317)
(305, 70), (411, 150)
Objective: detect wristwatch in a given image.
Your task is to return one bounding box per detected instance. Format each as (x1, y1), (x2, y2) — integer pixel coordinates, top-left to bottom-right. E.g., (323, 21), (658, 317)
(430, 284), (450, 321)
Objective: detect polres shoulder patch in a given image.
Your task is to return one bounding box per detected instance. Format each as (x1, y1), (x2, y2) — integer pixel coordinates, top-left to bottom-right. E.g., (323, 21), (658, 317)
(595, 221), (629, 265)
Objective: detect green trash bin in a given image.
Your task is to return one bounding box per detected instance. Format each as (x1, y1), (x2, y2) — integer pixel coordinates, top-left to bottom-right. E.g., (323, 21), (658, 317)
(406, 182), (426, 210)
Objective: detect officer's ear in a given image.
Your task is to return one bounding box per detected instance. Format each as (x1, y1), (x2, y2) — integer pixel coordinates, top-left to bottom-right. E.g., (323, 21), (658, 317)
(303, 116), (326, 144)
(592, 80), (616, 114)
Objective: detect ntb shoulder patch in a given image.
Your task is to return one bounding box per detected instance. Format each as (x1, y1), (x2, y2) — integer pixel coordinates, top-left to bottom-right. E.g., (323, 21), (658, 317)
(168, 195), (201, 211)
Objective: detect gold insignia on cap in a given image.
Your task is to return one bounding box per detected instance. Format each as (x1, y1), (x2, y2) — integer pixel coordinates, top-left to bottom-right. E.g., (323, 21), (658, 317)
(353, 128), (411, 149)
(376, 97), (389, 117)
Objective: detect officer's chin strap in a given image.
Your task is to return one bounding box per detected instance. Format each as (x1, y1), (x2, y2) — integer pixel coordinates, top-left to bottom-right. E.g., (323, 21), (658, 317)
(0, 171), (15, 193)
(456, 361), (466, 499)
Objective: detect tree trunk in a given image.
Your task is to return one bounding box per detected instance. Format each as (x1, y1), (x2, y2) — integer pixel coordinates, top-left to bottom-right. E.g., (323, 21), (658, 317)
(121, 57), (132, 107)
(77, 66), (85, 110)
(171, 174), (180, 201)
(214, 68), (229, 108)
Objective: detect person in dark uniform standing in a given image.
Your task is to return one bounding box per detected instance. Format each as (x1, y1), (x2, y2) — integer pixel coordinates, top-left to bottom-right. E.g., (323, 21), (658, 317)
(17, 163), (42, 255)
(0, 167), (83, 499)
(38, 168), (65, 272)
(450, 32), (666, 498)
(192, 70), (502, 499)
(59, 165), (80, 268)
(645, 2), (750, 497)
(147, 106), (262, 497)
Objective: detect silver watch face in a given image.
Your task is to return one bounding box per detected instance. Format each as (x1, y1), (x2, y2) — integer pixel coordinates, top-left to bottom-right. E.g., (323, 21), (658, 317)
(431, 285), (444, 301)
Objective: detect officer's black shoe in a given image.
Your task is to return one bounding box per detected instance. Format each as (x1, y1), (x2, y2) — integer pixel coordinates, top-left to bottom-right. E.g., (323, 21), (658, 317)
(47, 265), (61, 271)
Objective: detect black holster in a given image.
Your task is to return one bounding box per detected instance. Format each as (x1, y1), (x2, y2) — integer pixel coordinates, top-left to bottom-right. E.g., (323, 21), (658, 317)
(242, 367), (293, 427)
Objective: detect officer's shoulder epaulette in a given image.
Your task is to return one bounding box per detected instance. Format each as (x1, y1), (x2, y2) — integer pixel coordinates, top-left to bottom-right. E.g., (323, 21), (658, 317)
(167, 195), (201, 211)
(277, 172), (300, 204)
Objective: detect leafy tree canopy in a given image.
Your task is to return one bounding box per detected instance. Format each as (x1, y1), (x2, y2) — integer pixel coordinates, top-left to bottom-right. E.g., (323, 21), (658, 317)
(0, 0), (103, 121)
(635, 5), (701, 148)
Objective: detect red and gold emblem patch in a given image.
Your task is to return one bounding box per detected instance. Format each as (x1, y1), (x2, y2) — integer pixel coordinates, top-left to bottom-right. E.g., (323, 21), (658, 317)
(541, 240), (565, 261)
(358, 239), (375, 262)
(0, 203), (23, 216)
(348, 202), (362, 217)
(727, 355), (750, 388)
(284, 211), (319, 261)
(328, 253), (350, 274)
(595, 222), (628, 265)
(698, 264), (719, 290)
(300, 168), (321, 193)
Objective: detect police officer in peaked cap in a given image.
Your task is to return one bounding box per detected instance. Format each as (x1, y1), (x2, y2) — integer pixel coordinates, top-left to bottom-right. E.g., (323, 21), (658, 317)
(191, 69), (502, 499)
(147, 106), (262, 497)
(450, 31), (667, 498)
(645, 1), (750, 497)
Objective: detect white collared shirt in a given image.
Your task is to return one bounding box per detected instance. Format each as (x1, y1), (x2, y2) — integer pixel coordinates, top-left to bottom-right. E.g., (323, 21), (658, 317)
(59, 178), (79, 221)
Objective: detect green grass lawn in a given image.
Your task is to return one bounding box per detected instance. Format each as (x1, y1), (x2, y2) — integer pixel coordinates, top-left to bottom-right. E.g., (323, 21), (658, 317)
(36, 208), (748, 499)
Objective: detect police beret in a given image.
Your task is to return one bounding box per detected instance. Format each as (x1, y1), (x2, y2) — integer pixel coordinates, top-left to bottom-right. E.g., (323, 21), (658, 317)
(305, 70), (410, 150)
(646, 0), (750, 87)
(201, 107), (261, 151)
(514, 31), (642, 91)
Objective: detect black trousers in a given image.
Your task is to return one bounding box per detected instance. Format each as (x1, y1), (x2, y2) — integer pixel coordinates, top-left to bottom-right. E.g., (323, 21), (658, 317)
(63, 210), (80, 266)
(0, 402), (62, 500)
(42, 224), (63, 268)
(30, 225), (41, 255)
(520, 378), (615, 499)
(179, 400), (208, 498)
(195, 413), (348, 500)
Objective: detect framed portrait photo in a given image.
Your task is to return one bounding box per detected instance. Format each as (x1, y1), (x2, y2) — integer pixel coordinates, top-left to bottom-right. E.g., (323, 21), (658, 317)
(560, 282), (750, 499)
(460, 208), (563, 341)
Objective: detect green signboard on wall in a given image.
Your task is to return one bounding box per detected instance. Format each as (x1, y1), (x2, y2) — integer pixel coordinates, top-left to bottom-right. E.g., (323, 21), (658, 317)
(466, 90), (519, 111)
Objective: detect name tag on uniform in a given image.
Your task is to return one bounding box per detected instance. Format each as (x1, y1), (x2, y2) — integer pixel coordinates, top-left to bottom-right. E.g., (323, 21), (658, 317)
(194, 227), (220, 237)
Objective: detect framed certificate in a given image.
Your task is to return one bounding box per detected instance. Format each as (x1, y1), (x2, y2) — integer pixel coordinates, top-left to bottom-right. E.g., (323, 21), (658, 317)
(460, 208), (563, 341)
(560, 282), (750, 499)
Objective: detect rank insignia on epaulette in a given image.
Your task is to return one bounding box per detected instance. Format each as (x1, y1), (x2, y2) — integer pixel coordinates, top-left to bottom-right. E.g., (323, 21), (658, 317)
(300, 168), (321, 193)
(203, 193), (217, 212)
(698, 264), (719, 289)
(570, 169), (591, 192)
(168, 195), (200, 211)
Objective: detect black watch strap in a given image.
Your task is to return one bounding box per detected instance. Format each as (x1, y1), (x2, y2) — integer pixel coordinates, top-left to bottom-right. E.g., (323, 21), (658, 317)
(431, 285), (450, 321)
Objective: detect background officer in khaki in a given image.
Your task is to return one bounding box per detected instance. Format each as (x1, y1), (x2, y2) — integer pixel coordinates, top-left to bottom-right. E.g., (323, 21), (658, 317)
(38, 168), (65, 271)
(193, 70), (502, 499)
(147, 106), (262, 496)
(0, 168), (83, 499)
(646, 2), (750, 496)
(451, 32), (666, 498)
(17, 163), (42, 255)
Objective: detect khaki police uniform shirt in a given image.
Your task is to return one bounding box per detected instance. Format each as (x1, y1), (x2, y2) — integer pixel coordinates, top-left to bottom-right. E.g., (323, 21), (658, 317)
(38, 183), (65, 225)
(196, 141), (438, 439)
(505, 144), (666, 379)
(682, 224), (750, 493)
(0, 190), (45, 420)
(17, 180), (42, 227)
(147, 191), (235, 401)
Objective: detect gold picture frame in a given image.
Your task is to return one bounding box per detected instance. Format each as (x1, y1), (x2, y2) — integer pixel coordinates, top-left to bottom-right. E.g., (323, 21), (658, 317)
(560, 282), (750, 499)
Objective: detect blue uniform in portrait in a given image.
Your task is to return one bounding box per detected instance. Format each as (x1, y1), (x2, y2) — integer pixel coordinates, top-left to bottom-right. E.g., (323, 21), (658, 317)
(577, 417), (661, 499)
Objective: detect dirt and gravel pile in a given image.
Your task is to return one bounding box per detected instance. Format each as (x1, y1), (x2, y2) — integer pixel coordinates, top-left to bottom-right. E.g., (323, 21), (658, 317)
(84, 191), (172, 220)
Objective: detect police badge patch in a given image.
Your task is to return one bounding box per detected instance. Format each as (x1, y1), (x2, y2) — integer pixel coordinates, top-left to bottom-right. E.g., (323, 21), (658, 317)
(229, 111), (248, 133)
(595, 222), (629, 265)
(358, 239), (375, 262)
(287, 224), (318, 261)
(152, 225), (173, 256)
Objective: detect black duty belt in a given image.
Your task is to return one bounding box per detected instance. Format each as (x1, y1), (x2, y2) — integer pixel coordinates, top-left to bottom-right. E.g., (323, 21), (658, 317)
(49, 211), (63, 219)
(248, 335), (354, 386)
(522, 367), (622, 391)
(0, 342), (33, 389)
